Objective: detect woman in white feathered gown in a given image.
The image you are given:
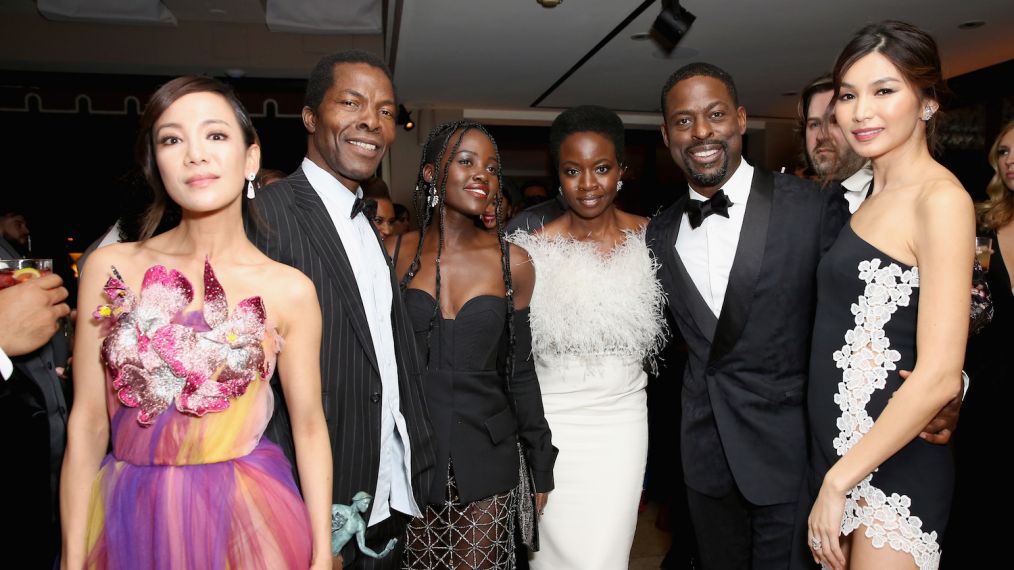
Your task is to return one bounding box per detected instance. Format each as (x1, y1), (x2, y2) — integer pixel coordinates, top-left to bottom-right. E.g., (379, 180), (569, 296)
(510, 106), (667, 569)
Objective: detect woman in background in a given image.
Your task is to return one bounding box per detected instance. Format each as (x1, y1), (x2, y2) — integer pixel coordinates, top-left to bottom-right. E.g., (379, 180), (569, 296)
(480, 190), (514, 233)
(949, 120), (1014, 560)
(366, 196), (397, 239)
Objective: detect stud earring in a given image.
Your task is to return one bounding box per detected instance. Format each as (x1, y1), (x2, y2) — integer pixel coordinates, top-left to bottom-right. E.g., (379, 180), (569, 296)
(616, 180), (624, 192)
(922, 105), (934, 121)
(246, 173), (256, 199)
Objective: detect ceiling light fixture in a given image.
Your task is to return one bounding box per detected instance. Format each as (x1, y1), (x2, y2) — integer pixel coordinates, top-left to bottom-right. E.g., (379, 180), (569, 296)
(397, 104), (415, 131)
(958, 20), (985, 30)
(651, 0), (696, 54)
(630, 32), (651, 40)
(536, 0), (562, 7)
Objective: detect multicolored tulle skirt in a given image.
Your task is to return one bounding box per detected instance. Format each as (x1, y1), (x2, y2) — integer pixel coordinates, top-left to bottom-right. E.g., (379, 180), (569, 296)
(84, 439), (311, 570)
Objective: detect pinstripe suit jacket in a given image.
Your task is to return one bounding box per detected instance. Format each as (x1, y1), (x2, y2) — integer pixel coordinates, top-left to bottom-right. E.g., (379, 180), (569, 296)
(246, 168), (436, 520)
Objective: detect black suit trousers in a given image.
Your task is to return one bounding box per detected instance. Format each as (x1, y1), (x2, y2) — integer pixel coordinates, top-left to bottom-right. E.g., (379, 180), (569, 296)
(686, 486), (797, 570)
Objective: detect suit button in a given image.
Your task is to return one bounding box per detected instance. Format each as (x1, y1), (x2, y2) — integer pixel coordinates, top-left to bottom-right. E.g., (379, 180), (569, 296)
(706, 366), (716, 375)
(370, 393), (381, 403)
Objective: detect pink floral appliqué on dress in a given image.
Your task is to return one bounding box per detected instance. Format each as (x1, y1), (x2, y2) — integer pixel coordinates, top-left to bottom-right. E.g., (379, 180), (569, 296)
(95, 259), (275, 425)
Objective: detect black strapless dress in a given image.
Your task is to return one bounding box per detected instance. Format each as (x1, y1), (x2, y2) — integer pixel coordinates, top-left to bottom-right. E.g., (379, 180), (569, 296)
(401, 290), (555, 570)
(807, 224), (952, 570)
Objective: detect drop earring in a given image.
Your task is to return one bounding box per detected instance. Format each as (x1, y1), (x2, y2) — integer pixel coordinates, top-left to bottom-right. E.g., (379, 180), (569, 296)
(427, 182), (439, 208)
(922, 105), (934, 121)
(616, 180), (624, 192)
(246, 173), (256, 199)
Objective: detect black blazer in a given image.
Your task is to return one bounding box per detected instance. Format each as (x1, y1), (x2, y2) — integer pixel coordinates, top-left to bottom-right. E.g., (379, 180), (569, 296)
(403, 298), (557, 505)
(246, 168), (436, 520)
(0, 237), (67, 564)
(646, 169), (848, 506)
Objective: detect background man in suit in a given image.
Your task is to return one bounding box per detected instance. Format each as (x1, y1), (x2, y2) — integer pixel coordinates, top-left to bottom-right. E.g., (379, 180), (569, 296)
(646, 62), (850, 569)
(0, 209), (30, 255)
(247, 50), (434, 569)
(0, 234), (71, 566)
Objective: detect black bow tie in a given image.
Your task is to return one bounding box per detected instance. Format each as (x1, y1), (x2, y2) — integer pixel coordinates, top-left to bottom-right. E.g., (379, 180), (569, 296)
(685, 189), (732, 229)
(350, 196), (365, 219)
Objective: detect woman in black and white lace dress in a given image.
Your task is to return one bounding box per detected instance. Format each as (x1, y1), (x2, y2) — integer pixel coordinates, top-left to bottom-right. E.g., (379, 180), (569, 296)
(805, 21), (973, 570)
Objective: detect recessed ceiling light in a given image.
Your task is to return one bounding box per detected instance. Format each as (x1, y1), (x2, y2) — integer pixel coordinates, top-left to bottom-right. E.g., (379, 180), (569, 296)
(958, 20), (985, 30)
(781, 91), (798, 97)
(630, 32), (651, 40)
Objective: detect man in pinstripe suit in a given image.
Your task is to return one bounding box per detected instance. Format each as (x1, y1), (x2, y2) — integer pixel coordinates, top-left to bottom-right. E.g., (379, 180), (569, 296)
(248, 51), (435, 569)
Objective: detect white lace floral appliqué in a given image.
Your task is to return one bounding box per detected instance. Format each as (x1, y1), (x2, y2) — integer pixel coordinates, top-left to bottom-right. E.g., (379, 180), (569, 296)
(832, 258), (940, 570)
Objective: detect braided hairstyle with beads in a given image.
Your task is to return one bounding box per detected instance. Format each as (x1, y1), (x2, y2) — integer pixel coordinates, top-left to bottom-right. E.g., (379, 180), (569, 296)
(401, 120), (518, 386)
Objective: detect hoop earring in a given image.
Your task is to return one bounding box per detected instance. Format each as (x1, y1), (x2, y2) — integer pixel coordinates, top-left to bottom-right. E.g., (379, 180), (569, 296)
(246, 173), (256, 199)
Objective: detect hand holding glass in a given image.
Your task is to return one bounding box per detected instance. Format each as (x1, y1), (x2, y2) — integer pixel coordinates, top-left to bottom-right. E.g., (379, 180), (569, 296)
(975, 237), (993, 272)
(0, 259), (53, 289)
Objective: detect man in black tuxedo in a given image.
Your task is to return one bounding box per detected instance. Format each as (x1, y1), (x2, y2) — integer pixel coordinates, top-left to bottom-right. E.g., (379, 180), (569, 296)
(646, 63), (850, 569)
(0, 235), (71, 566)
(247, 51), (434, 569)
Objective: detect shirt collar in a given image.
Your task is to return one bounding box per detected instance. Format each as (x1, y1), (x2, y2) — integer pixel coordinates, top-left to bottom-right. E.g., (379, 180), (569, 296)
(841, 161), (873, 195)
(301, 157), (362, 208)
(687, 159), (753, 204)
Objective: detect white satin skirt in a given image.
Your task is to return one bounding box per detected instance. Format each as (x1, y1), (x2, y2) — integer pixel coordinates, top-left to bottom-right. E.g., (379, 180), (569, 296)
(529, 354), (649, 570)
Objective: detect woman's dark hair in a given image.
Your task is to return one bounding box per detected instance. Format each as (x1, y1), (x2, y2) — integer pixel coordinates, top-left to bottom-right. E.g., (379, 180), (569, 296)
(401, 120), (518, 383)
(831, 20), (949, 152)
(135, 75), (259, 240)
(549, 105), (626, 168)
(393, 203), (410, 221)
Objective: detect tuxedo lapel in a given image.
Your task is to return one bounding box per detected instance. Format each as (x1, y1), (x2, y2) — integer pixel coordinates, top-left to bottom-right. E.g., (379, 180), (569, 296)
(672, 252), (719, 341)
(289, 169), (380, 374)
(663, 195), (719, 341)
(709, 168), (773, 364)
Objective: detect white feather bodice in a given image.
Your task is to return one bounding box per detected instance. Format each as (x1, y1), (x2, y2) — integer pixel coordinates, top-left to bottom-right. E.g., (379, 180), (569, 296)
(510, 228), (667, 364)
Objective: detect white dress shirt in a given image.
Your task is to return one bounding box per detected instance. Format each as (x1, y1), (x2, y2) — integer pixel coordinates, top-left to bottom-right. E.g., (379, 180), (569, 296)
(841, 162), (873, 215)
(302, 158), (421, 525)
(0, 347), (12, 380)
(675, 160), (755, 317)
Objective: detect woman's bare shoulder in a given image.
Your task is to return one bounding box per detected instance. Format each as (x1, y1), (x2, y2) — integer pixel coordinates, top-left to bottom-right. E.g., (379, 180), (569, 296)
(617, 210), (649, 232)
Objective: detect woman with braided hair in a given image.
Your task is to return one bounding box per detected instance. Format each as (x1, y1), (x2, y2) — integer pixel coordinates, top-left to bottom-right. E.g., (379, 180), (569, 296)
(385, 120), (556, 569)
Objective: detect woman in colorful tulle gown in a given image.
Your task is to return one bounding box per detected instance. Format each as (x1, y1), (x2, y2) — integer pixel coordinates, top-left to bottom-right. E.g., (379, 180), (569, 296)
(60, 76), (333, 569)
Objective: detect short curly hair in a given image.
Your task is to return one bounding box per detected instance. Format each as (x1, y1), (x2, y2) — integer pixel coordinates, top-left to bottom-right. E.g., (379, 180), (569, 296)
(548, 105), (626, 167)
(660, 62), (739, 118)
(304, 50), (394, 113)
